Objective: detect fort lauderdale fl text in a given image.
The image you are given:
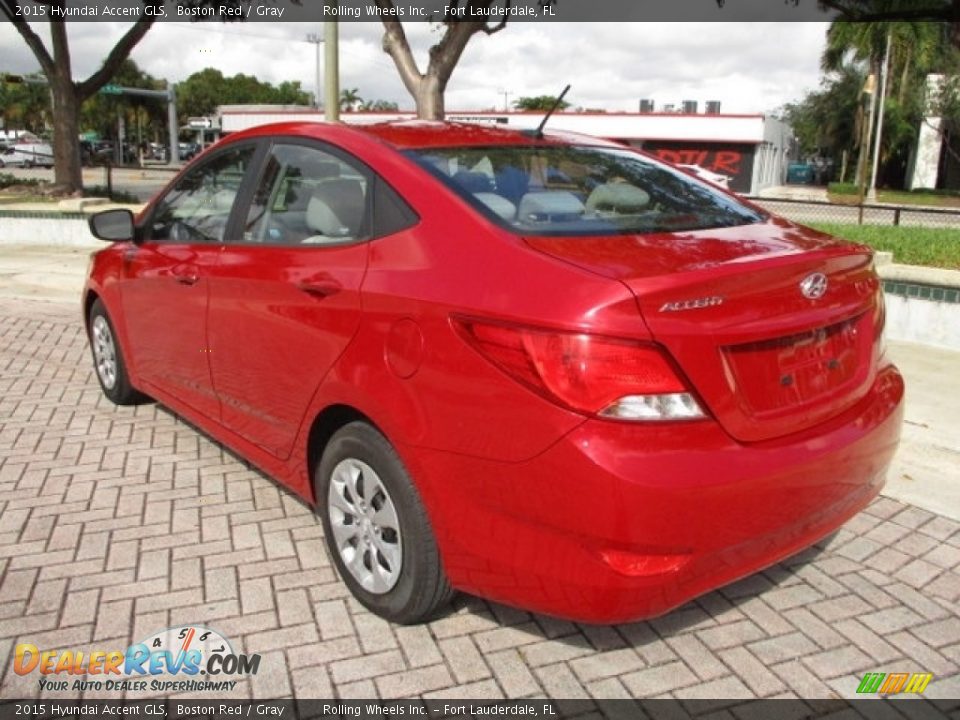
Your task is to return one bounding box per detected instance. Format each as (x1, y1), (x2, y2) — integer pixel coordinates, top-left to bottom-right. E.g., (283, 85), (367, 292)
(326, 2), (553, 17)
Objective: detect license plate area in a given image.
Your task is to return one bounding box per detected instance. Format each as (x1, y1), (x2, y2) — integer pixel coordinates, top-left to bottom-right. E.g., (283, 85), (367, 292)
(722, 313), (869, 416)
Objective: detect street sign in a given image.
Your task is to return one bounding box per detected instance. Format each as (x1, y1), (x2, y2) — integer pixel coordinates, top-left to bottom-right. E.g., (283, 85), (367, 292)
(187, 117), (213, 129)
(100, 84), (122, 95)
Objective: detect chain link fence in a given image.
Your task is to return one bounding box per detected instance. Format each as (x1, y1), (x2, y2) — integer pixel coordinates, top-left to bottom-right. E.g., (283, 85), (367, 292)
(745, 197), (960, 229)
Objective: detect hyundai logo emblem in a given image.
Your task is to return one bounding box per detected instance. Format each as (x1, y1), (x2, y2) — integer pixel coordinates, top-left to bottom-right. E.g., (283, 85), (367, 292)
(800, 272), (828, 300)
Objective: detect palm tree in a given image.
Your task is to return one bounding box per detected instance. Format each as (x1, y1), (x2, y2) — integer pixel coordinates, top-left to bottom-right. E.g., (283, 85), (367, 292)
(339, 88), (363, 113)
(822, 19), (946, 188)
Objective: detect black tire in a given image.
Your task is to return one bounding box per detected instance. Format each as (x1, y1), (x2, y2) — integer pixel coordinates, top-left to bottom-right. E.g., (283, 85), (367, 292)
(87, 298), (148, 405)
(316, 421), (454, 624)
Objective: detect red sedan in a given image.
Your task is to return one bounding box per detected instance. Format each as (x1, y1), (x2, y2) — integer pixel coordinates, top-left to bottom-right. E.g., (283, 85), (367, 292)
(84, 121), (904, 624)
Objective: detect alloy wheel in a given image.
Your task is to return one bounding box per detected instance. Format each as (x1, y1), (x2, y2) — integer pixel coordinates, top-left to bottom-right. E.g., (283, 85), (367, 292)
(327, 458), (403, 594)
(91, 315), (118, 390)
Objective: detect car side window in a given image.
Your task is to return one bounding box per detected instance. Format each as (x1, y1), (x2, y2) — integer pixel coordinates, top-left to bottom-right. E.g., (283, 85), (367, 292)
(243, 143), (371, 246)
(148, 146), (255, 243)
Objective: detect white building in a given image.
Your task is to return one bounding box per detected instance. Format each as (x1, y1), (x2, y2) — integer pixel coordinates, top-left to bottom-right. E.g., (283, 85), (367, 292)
(217, 106), (795, 195)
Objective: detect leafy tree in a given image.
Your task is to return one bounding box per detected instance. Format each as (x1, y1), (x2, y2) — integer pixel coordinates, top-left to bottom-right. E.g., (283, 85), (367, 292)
(0, 73), (50, 134)
(818, 0), (960, 48)
(784, 12), (960, 188)
(0, 0), (160, 192)
(514, 95), (572, 111)
(80, 59), (166, 147)
(781, 63), (865, 169)
(374, 0), (559, 119)
(176, 68), (311, 122)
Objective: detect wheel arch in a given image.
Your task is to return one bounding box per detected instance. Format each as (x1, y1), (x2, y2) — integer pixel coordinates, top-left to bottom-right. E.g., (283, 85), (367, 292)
(305, 404), (384, 504)
(82, 288), (100, 330)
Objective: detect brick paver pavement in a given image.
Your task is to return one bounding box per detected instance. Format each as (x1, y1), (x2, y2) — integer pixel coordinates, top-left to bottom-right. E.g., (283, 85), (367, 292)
(1, 300), (959, 703)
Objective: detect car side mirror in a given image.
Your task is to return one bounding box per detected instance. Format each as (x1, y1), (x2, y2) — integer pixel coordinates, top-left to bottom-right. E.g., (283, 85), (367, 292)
(89, 209), (135, 242)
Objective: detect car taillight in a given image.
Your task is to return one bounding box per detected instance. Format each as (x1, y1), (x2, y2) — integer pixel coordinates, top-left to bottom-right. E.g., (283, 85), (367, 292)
(453, 317), (705, 422)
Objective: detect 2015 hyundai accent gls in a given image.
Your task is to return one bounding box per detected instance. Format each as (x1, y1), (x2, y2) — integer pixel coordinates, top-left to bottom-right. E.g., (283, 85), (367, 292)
(84, 121), (904, 624)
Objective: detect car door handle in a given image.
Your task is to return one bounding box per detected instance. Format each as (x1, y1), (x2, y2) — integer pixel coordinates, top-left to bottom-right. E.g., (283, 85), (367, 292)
(173, 266), (200, 285)
(296, 279), (341, 298)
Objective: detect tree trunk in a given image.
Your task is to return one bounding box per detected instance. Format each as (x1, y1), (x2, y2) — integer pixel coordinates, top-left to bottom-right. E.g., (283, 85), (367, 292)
(49, 73), (82, 193)
(416, 74), (444, 120)
(897, 47), (911, 105)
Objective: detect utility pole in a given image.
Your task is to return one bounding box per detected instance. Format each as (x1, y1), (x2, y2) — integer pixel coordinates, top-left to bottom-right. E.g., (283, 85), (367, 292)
(167, 85), (179, 164)
(868, 30), (892, 201)
(856, 70), (878, 201)
(324, 11), (339, 122)
(306, 32), (322, 110)
(497, 88), (511, 111)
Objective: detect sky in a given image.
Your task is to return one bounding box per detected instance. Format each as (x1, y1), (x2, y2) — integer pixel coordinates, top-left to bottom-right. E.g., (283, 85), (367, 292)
(0, 21), (830, 115)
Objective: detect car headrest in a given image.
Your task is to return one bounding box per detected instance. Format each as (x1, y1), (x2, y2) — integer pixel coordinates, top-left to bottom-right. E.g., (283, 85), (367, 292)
(516, 191), (585, 223)
(306, 179), (365, 238)
(454, 171), (494, 194)
(585, 183), (651, 213)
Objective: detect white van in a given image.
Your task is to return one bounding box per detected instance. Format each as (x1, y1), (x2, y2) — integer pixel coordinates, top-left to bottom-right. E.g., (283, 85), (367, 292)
(0, 131), (54, 168)
(0, 142), (54, 168)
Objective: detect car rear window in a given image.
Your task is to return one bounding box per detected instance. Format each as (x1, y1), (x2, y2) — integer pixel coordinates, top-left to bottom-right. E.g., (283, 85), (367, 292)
(405, 144), (763, 236)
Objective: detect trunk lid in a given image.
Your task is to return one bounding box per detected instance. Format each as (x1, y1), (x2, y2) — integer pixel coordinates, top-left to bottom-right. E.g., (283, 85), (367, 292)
(525, 220), (883, 442)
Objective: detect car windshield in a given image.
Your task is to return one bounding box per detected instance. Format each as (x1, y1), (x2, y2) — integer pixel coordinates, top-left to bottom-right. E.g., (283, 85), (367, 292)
(405, 144), (764, 236)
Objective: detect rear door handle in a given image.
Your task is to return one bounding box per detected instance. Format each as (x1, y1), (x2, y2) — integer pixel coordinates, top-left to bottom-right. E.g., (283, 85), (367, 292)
(297, 279), (341, 298)
(173, 265), (200, 286)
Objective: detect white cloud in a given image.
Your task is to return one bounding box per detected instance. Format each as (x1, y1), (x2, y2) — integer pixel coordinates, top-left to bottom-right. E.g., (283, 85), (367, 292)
(0, 21), (828, 114)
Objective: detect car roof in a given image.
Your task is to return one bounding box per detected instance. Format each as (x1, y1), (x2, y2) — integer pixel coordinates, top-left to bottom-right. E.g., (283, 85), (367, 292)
(227, 120), (622, 151)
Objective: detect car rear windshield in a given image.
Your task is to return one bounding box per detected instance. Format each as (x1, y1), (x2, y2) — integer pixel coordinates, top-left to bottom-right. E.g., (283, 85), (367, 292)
(405, 144), (764, 236)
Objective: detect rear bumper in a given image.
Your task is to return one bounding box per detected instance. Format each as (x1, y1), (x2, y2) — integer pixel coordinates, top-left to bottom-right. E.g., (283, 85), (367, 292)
(405, 364), (905, 623)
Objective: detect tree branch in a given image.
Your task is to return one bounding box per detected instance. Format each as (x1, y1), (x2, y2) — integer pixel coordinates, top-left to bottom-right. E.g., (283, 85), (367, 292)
(376, 6), (424, 99)
(479, 0), (511, 34)
(0, 0), (56, 76)
(77, 12), (158, 100)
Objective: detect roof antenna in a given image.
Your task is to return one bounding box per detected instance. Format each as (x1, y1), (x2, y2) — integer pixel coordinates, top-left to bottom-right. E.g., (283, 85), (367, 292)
(524, 84), (571, 139)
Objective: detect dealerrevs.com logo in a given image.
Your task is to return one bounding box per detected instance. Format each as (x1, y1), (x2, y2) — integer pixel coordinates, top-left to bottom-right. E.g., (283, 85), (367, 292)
(14, 625), (260, 693)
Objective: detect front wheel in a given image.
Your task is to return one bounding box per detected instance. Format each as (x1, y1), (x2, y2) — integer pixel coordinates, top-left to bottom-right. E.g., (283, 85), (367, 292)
(316, 421), (453, 624)
(87, 298), (147, 405)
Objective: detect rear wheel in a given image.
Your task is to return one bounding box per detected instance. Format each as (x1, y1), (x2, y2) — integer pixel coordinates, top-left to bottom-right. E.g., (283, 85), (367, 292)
(316, 421), (453, 624)
(87, 298), (147, 405)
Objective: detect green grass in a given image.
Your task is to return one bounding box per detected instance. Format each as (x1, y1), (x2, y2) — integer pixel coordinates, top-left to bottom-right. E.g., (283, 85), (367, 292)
(876, 190), (960, 207)
(810, 223), (960, 270)
(0, 194), (56, 205)
(825, 184), (960, 207)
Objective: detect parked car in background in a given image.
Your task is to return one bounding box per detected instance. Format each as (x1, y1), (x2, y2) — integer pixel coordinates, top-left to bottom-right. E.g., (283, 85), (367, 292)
(0, 144), (14, 168)
(676, 163), (732, 189)
(148, 143), (169, 161)
(80, 140), (133, 166)
(0, 139), (53, 168)
(179, 142), (201, 161)
(787, 162), (817, 185)
(83, 121), (904, 625)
